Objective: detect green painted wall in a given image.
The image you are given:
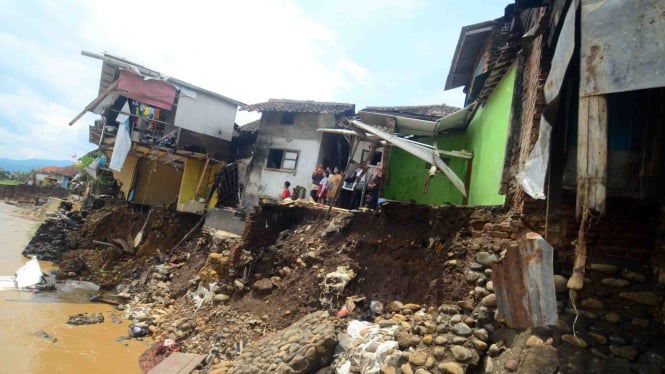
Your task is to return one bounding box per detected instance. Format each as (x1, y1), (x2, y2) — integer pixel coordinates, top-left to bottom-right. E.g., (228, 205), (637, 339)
(466, 64), (516, 206)
(383, 134), (467, 205)
(383, 63), (516, 206)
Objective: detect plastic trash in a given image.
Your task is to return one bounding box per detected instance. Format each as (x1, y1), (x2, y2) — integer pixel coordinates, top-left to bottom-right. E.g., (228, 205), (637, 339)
(333, 320), (401, 374)
(370, 300), (384, 314)
(16, 256), (43, 288)
(128, 324), (149, 338)
(0, 275), (16, 290)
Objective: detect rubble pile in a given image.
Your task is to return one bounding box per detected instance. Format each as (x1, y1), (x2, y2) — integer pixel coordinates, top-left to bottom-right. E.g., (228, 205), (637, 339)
(23, 209), (81, 263)
(222, 311), (337, 374)
(19, 197), (665, 374)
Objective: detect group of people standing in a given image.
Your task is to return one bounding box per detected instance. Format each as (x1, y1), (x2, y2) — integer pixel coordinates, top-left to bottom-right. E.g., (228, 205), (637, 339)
(281, 162), (382, 210)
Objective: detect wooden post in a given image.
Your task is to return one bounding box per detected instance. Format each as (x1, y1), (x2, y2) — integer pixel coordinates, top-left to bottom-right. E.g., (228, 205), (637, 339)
(576, 95), (607, 218)
(195, 158), (210, 198)
(569, 94), (607, 290)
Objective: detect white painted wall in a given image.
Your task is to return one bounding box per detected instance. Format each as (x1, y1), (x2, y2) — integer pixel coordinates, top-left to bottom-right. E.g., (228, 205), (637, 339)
(173, 90), (238, 142)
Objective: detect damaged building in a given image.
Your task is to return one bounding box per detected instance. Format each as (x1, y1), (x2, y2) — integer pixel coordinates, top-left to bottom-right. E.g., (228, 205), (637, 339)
(240, 99), (355, 210)
(70, 51), (245, 216)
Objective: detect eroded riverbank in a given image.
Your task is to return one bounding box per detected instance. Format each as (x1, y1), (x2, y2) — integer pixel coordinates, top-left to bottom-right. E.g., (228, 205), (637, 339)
(0, 203), (146, 373)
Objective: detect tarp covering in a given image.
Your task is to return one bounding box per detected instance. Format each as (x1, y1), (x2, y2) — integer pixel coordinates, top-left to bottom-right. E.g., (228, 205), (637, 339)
(109, 119), (132, 172)
(114, 70), (177, 110)
(16, 256), (42, 288)
(580, 0), (665, 97)
(519, 115), (552, 199)
(70, 70), (176, 126)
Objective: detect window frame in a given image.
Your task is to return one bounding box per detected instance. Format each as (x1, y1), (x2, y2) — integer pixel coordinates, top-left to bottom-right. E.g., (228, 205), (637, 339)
(265, 148), (300, 172)
(281, 112), (295, 125)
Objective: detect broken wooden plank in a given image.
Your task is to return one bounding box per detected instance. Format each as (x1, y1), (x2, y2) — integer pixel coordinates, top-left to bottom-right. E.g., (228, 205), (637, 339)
(148, 352), (206, 374)
(576, 95), (607, 217)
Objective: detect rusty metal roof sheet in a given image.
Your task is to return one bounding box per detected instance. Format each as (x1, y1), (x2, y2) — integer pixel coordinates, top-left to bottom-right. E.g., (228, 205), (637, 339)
(492, 231), (558, 327)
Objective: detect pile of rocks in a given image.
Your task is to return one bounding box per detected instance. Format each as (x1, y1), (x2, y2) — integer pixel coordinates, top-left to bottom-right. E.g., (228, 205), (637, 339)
(547, 262), (665, 372)
(213, 311), (337, 374)
(23, 211), (81, 262)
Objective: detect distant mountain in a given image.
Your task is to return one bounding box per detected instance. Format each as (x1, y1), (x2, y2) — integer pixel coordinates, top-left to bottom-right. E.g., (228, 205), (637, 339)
(0, 158), (75, 172)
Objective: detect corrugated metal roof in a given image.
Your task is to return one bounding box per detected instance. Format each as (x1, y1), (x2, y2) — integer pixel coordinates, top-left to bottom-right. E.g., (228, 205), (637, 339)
(492, 231), (558, 327)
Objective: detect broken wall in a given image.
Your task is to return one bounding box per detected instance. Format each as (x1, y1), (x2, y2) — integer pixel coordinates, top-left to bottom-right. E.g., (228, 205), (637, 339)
(241, 112), (335, 210)
(132, 158), (182, 206)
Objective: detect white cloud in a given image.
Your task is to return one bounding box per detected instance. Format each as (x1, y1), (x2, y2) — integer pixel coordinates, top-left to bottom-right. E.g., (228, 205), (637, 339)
(0, 0), (370, 159)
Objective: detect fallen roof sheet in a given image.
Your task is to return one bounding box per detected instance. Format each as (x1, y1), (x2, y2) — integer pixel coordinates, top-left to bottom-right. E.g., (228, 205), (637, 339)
(349, 119), (467, 197)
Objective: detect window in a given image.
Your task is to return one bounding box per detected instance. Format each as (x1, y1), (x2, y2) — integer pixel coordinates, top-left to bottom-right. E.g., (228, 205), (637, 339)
(361, 150), (383, 165)
(267, 149), (299, 171)
(281, 112), (295, 124)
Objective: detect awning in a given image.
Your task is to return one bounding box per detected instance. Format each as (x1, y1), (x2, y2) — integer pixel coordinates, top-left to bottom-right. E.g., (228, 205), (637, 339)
(359, 102), (476, 137)
(434, 103), (476, 135)
(349, 120), (467, 197)
(69, 70), (177, 126)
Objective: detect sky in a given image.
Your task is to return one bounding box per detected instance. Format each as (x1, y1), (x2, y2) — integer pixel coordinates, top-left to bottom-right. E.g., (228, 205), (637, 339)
(0, 0), (508, 161)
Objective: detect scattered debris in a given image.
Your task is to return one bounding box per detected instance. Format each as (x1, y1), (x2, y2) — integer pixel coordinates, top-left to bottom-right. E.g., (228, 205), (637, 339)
(67, 312), (105, 325)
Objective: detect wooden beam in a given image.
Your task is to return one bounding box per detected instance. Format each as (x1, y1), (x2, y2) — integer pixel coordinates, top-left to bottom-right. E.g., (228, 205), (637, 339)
(195, 158), (210, 197)
(576, 95), (607, 217)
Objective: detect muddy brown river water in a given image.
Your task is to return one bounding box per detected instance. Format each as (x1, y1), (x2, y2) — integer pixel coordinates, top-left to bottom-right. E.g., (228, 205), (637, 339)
(0, 203), (146, 373)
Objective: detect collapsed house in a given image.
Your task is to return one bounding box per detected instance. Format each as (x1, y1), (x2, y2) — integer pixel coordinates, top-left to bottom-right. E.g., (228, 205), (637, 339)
(70, 52), (245, 215)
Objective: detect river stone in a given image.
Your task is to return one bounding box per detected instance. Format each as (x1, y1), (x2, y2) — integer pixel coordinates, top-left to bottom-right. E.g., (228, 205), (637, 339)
(422, 335), (433, 345)
(561, 334), (588, 348)
(386, 301), (404, 312)
(480, 294), (497, 307)
(252, 278), (274, 294)
(439, 304), (461, 314)
(581, 298), (605, 309)
(486, 280), (494, 292)
(439, 362), (464, 374)
(433, 346), (446, 358)
(603, 312), (621, 324)
(435, 335), (448, 345)
(397, 330), (415, 349)
(601, 278), (630, 287)
(473, 328), (489, 341)
(589, 332), (608, 345)
(526, 335), (544, 347)
(409, 350), (428, 366)
(452, 322), (472, 336)
(415, 369), (433, 374)
(609, 345), (639, 361)
(403, 303), (422, 311)
(465, 271), (481, 283)
(470, 337), (488, 351)
(589, 264), (618, 274)
(67, 312), (104, 325)
(214, 294), (230, 303)
(619, 292), (661, 306)
(632, 318), (649, 328)
(553, 275), (568, 293)
(621, 270), (646, 283)
(400, 363), (414, 374)
(488, 343), (501, 357)
(451, 345), (473, 362)
(519, 346), (559, 374)
(380, 364), (397, 374)
(476, 251), (498, 266)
